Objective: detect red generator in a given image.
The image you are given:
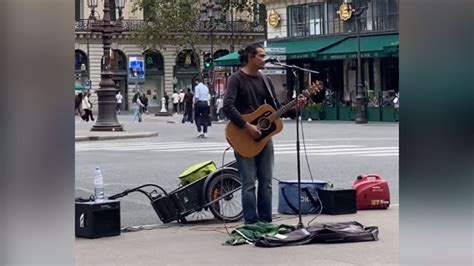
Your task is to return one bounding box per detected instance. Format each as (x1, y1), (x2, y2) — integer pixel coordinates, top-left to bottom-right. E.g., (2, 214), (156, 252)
(352, 174), (390, 210)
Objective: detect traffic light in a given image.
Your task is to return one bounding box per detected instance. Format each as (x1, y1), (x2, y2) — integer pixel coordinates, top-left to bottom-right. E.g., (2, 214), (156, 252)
(203, 52), (213, 70)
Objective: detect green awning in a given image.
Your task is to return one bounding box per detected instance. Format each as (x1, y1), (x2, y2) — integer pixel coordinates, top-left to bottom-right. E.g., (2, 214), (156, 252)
(75, 84), (84, 91)
(215, 35), (347, 65)
(266, 35), (347, 60)
(317, 34), (399, 60)
(215, 51), (240, 66)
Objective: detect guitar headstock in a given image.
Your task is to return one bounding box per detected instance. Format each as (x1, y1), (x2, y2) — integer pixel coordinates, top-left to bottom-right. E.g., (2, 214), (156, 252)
(308, 80), (324, 96)
(302, 80), (324, 98)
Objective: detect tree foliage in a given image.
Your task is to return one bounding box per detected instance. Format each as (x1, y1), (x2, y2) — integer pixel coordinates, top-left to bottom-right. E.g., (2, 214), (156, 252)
(132, 0), (259, 72)
(132, 0), (202, 48)
(132, 0), (258, 46)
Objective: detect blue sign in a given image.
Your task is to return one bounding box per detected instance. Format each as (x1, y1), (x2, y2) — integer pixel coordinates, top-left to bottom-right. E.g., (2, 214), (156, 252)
(128, 55), (145, 80)
(84, 79), (91, 90)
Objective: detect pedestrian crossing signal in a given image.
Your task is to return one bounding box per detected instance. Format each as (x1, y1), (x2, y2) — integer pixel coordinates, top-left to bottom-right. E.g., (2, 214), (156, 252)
(203, 52), (213, 69)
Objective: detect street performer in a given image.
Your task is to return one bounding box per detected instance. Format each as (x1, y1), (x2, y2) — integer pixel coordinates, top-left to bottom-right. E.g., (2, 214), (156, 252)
(223, 44), (307, 224)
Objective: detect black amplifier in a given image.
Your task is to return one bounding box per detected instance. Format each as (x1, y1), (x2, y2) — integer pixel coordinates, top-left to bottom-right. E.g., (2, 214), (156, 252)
(318, 188), (357, 215)
(75, 200), (121, 238)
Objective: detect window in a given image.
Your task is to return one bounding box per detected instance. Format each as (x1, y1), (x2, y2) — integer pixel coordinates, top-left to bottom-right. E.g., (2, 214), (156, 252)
(288, 3), (325, 37)
(109, 0), (117, 21)
(288, 5), (307, 37)
(289, 1), (398, 37)
(253, 3), (266, 25)
(75, 0), (83, 20)
(309, 4), (324, 35)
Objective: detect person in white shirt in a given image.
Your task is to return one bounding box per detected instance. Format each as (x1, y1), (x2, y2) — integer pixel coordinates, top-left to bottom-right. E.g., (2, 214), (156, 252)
(81, 92), (94, 122)
(116, 91), (123, 114)
(215, 97), (224, 122)
(179, 89), (185, 113)
(172, 90), (180, 114)
(193, 76), (210, 138)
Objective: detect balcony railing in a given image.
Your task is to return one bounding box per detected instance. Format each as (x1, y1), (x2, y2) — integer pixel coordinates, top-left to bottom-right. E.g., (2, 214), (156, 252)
(289, 13), (399, 38)
(75, 19), (265, 34)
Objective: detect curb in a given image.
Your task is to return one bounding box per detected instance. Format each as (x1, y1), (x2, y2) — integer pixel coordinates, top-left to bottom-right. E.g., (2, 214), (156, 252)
(75, 132), (159, 142)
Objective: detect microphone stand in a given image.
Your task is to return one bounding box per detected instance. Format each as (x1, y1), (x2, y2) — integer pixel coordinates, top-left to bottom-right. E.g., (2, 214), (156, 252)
(272, 61), (319, 229)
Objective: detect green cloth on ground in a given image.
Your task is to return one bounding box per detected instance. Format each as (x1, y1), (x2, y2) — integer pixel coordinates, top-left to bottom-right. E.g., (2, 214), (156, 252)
(223, 222), (296, 246)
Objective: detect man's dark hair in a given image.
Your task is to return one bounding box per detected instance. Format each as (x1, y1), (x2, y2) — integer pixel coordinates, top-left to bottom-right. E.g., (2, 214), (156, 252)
(238, 43), (263, 66)
(195, 76), (202, 82)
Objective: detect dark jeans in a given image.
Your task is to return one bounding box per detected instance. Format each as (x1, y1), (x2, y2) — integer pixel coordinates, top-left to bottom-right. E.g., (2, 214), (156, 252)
(82, 109), (94, 122)
(235, 140), (274, 224)
(182, 105), (193, 123)
(194, 101), (209, 133)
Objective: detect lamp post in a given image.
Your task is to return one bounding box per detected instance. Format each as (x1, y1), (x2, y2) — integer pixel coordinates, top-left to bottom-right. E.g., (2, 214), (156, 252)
(86, 0), (97, 84)
(206, 1), (220, 121)
(116, 0), (126, 20)
(339, 0), (368, 124)
(354, 5), (368, 124)
(89, 0), (125, 131)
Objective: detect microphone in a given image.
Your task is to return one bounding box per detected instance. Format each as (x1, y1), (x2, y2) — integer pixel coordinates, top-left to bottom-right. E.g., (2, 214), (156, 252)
(264, 57), (279, 64)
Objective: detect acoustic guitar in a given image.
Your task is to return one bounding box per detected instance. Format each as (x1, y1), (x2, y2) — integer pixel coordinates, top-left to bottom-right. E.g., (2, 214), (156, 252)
(225, 81), (323, 158)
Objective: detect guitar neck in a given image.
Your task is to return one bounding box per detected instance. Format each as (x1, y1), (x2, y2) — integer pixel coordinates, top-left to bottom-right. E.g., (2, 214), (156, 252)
(268, 97), (299, 122)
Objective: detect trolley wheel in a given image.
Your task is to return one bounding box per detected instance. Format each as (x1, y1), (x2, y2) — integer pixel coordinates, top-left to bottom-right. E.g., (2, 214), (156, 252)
(206, 171), (243, 222)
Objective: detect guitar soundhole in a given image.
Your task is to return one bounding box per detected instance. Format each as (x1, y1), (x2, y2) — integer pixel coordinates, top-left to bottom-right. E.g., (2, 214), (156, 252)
(258, 117), (271, 131)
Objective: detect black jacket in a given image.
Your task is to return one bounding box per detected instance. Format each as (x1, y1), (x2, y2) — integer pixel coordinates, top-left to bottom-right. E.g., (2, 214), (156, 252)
(223, 71), (281, 128)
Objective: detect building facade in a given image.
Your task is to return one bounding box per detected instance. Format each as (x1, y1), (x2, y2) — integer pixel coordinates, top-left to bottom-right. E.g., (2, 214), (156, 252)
(75, 0), (266, 111)
(260, 0), (399, 121)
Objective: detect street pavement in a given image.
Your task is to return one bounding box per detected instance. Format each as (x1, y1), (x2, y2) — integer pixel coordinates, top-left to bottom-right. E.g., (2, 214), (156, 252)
(75, 206), (399, 265)
(75, 112), (399, 265)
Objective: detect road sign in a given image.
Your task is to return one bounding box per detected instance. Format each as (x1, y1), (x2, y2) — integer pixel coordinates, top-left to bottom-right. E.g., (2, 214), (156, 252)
(266, 47), (286, 54)
(84, 79), (91, 90)
(260, 69), (286, 75)
(128, 55), (145, 81)
(264, 62), (286, 68)
(267, 54), (286, 61)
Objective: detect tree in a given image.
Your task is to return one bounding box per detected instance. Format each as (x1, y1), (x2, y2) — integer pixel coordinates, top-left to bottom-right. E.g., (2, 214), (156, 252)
(132, 0), (203, 73)
(132, 0), (259, 75)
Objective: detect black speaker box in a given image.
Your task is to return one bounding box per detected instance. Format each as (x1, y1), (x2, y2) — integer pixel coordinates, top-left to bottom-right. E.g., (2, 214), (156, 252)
(75, 200), (121, 238)
(318, 188), (357, 215)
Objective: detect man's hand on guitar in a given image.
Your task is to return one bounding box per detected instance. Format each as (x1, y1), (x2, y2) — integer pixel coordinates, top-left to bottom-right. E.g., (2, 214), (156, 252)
(244, 122), (261, 140)
(297, 94), (308, 107)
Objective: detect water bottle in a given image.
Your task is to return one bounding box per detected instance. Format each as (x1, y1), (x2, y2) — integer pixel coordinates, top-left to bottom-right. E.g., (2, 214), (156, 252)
(94, 166), (105, 202)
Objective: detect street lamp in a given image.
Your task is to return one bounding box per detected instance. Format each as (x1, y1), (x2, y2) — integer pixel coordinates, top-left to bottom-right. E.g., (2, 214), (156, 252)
(206, 0), (220, 121)
(339, 0), (368, 124)
(116, 0), (126, 20)
(86, 0), (98, 85)
(89, 0), (126, 131)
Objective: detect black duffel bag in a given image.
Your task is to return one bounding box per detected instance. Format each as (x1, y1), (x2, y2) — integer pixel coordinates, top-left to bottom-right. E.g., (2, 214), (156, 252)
(255, 221), (378, 247)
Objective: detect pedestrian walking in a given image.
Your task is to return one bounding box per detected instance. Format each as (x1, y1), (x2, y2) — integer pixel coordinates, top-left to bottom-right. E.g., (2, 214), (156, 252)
(194, 76), (210, 138)
(140, 93), (149, 114)
(81, 92), (94, 122)
(116, 91), (123, 114)
(179, 89), (185, 113)
(215, 96), (224, 122)
(75, 93), (84, 119)
(132, 92), (145, 122)
(172, 90), (180, 114)
(182, 88), (194, 123)
(164, 91), (169, 112)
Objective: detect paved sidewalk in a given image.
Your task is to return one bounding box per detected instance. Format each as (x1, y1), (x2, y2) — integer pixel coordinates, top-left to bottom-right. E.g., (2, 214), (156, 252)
(74, 112), (229, 142)
(75, 112), (172, 142)
(75, 206), (399, 266)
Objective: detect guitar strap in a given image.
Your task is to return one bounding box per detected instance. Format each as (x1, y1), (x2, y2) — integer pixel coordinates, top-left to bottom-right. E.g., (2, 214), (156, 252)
(261, 74), (278, 109)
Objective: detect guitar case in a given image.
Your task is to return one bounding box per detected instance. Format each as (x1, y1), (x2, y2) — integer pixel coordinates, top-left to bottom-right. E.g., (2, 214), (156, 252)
(255, 221), (379, 247)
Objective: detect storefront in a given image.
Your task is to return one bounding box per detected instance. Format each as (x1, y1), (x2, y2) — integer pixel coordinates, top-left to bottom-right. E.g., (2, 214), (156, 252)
(214, 33), (399, 121)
